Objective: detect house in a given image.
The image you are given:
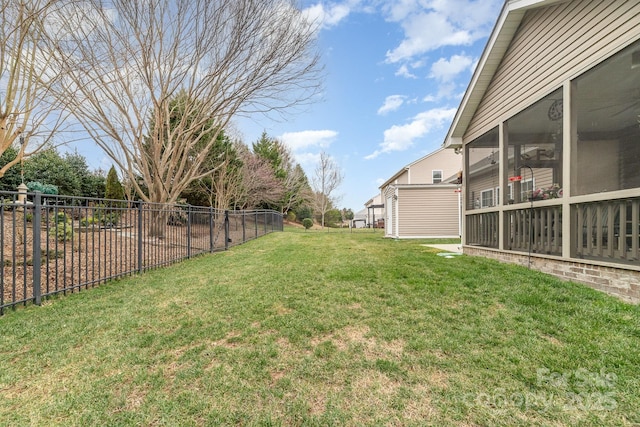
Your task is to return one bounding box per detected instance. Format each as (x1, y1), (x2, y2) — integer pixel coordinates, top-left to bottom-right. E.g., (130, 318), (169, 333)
(352, 208), (368, 228)
(380, 147), (462, 239)
(363, 194), (385, 228)
(444, 0), (640, 303)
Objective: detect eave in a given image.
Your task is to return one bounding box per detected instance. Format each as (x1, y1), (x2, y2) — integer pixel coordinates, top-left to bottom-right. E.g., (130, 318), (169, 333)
(443, 0), (569, 149)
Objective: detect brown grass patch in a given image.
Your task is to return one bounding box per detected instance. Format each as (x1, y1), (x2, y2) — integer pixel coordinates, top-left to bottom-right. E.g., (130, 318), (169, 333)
(271, 302), (293, 316)
(540, 334), (563, 346)
(211, 330), (242, 348)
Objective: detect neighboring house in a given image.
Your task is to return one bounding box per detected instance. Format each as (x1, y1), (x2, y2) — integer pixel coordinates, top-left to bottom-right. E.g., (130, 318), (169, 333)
(352, 208), (367, 228)
(380, 147), (462, 239)
(444, 0), (640, 303)
(363, 194), (385, 228)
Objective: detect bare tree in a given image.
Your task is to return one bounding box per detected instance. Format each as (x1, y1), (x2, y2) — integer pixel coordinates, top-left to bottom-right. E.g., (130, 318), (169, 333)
(44, 0), (322, 223)
(0, 0), (69, 179)
(312, 151), (343, 229)
(234, 143), (285, 210)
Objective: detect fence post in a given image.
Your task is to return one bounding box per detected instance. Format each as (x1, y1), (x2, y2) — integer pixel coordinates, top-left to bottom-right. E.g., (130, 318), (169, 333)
(209, 207), (214, 253)
(137, 200), (143, 273)
(264, 211), (267, 235)
(32, 192), (42, 305)
(224, 210), (230, 250)
(187, 205), (192, 259)
(242, 212), (246, 243)
(255, 211), (258, 237)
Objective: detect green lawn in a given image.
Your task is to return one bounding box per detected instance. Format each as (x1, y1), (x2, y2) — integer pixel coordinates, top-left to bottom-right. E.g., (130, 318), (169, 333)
(1, 229), (638, 426)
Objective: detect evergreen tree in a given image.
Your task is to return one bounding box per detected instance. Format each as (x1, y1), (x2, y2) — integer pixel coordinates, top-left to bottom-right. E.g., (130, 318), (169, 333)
(105, 166), (125, 201)
(0, 146), (23, 191)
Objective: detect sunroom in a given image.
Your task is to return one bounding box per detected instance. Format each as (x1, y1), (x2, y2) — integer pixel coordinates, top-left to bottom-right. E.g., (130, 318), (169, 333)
(446, 0), (640, 302)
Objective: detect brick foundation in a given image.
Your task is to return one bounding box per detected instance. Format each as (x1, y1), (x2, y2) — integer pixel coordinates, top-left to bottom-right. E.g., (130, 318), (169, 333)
(463, 246), (640, 304)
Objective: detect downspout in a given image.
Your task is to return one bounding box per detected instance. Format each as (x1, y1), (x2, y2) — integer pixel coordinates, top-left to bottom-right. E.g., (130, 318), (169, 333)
(457, 187), (462, 239)
(394, 187), (400, 238)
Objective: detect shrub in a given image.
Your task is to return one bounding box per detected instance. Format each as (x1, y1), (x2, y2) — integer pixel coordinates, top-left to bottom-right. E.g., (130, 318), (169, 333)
(80, 216), (99, 227)
(54, 212), (68, 224)
(27, 181), (58, 195)
(302, 218), (313, 230)
(51, 222), (73, 241)
(286, 211), (296, 222)
(94, 204), (120, 227)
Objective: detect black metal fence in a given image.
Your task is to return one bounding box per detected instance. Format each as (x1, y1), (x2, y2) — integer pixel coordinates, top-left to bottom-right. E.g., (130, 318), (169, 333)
(0, 190), (283, 315)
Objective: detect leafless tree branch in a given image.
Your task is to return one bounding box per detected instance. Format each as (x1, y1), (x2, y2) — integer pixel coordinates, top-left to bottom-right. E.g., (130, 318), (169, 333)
(43, 0), (323, 207)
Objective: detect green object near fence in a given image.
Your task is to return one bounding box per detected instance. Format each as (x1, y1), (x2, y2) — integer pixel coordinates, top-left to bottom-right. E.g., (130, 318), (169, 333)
(26, 181), (58, 195)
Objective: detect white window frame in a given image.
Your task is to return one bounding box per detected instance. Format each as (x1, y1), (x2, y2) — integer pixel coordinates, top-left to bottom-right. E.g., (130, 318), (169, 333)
(481, 188), (494, 208)
(520, 178), (535, 201)
(506, 183), (514, 204)
(432, 170), (443, 184)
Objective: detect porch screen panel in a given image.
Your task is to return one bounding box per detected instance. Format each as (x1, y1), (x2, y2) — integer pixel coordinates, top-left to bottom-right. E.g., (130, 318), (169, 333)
(574, 39), (640, 196)
(466, 127), (499, 210)
(506, 88), (563, 204)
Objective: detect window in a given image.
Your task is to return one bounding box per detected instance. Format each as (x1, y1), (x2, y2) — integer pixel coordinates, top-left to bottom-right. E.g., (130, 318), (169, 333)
(466, 127), (499, 210)
(520, 178), (534, 201)
(432, 170), (443, 184)
(481, 189), (494, 208)
(574, 39), (640, 195)
(506, 88), (563, 204)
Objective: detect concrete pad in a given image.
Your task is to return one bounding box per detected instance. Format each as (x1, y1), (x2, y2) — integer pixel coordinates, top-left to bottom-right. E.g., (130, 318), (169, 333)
(421, 243), (463, 253)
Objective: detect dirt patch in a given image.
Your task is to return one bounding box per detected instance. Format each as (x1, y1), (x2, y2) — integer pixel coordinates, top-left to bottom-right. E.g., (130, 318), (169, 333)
(211, 331), (242, 349)
(310, 325), (405, 360)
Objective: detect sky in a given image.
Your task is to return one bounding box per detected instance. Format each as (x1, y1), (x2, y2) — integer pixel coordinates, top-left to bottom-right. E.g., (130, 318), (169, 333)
(66, 0), (505, 212)
(236, 0), (505, 212)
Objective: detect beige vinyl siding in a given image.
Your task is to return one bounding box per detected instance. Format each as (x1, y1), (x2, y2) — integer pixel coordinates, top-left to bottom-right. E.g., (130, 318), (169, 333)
(465, 0), (640, 142)
(396, 173), (409, 185)
(397, 186), (459, 237)
(468, 171), (500, 208)
(410, 150), (462, 183)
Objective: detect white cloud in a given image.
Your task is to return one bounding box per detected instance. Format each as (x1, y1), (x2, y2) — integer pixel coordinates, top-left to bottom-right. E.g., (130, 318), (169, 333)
(429, 54), (473, 81)
(377, 95), (406, 115)
(280, 129), (338, 151)
(394, 64), (417, 79)
(365, 107), (456, 159)
(383, 0), (502, 63)
(386, 12), (471, 63)
(294, 151), (322, 166)
(302, 2), (355, 29)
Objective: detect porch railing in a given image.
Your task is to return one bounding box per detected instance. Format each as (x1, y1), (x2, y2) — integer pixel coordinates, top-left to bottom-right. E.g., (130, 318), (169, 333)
(0, 191), (283, 315)
(465, 197), (640, 266)
(466, 211), (499, 248)
(506, 205), (562, 256)
(574, 198), (640, 263)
